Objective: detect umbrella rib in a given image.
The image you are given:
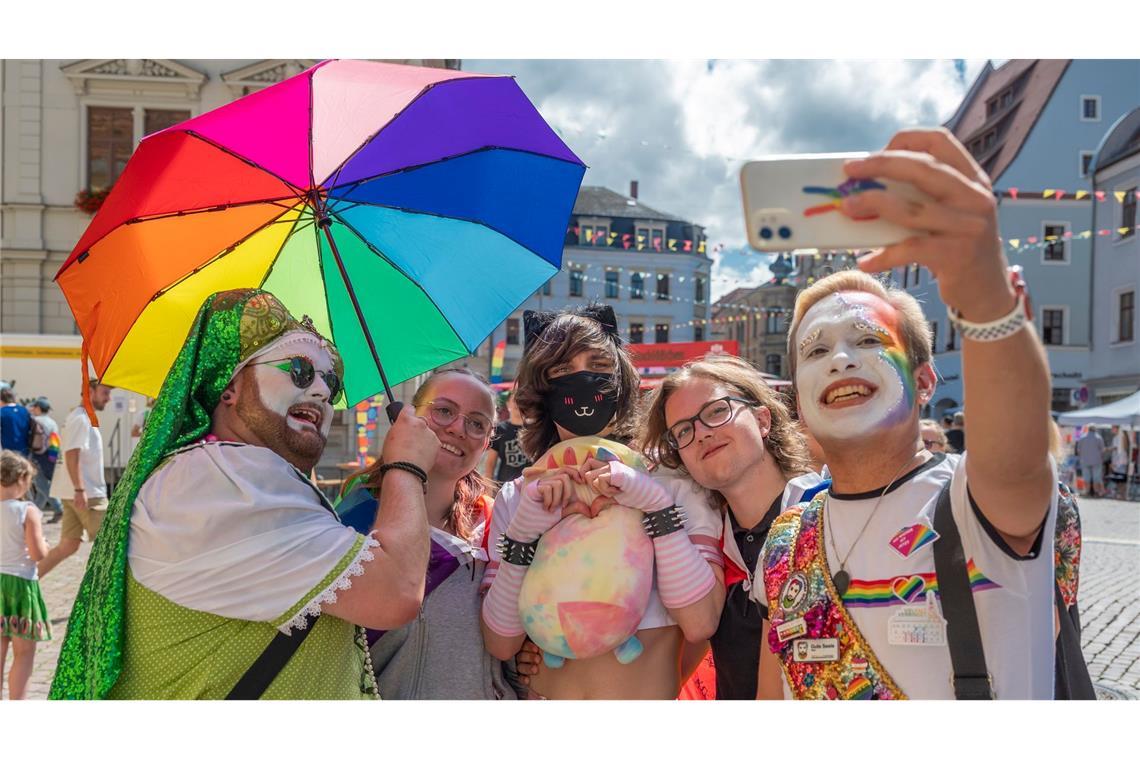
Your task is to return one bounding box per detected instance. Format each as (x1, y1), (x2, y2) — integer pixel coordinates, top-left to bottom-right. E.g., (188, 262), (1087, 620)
(95, 206), (298, 384)
(327, 145), (586, 194)
(326, 196), (563, 265)
(323, 73), (486, 191)
(328, 210), (470, 353)
(118, 197), (302, 227)
(178, 130), (310, 199)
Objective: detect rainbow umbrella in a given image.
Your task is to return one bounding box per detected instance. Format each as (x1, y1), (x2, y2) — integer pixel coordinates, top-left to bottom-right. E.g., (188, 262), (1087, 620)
(55, 60), (584, 407)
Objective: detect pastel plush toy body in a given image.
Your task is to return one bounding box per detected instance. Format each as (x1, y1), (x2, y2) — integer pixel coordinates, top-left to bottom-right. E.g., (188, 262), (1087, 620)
(517, 437), (655, 667)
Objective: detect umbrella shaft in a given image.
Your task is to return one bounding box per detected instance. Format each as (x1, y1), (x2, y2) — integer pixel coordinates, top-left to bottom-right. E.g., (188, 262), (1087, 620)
(319, 221), (396, 407)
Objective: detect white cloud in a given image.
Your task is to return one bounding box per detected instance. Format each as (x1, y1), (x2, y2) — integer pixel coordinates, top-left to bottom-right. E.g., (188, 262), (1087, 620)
(468, 59), (989, 300)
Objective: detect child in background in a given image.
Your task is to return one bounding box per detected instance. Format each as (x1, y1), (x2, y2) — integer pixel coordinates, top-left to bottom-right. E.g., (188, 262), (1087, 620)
(1, 450), (52, 699)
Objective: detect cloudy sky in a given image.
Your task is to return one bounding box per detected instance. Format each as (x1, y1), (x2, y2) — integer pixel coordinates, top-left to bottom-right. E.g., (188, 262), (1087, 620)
(468, 59), (989, 299)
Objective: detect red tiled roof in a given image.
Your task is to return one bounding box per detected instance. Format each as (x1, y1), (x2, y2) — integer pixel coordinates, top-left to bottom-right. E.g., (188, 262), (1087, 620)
(947, 59), (1071, 183)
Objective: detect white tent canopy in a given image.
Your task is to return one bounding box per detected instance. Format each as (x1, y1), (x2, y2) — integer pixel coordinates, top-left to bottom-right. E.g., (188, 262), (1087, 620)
(1057, 390), (1140, 428)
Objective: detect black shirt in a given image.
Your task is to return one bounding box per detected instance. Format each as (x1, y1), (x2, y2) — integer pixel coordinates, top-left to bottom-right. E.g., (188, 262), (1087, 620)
(490, 421), (532, 482)
(709, 494), (782, 700)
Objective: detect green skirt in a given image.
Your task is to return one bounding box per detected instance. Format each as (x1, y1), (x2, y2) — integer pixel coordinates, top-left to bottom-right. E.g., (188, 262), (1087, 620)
(0, 572), (51, 641)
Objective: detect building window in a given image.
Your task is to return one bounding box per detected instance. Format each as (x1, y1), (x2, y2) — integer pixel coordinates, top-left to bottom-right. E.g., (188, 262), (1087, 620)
(694, 325), (704, 341)
(1079, 151), (1094, 178)
(630, 273), (644, 299)
(1042, 308), (1065, 346)
(946, 322), (957, 351)
(655, 323), (669, 344)
(765, 311), (780, 334)
(542, 279), (552, 296)
(1121, 186), (1137, 240)
(765, 354), (782, 376)
(735, 323), (744, 343)
(912, 264), (921, 287)
(581, 224), (608, 246)
(630, 323), (644, 344)
(656, 273), (670, 301)
(929, 321), (938, 354)
(144, 108), (190, 136)
(1081, 95), (1100, 122)
(1118, 290), (1135, 343)
(651, 229), (664, 252)
(87, 107), (134, 190)
(752, 314), (759, 338)
(1043, 222), (1068, 263)
(603, 271), (619, 299)
(569, 269), (584, 297)
(694, 276), (706, 304)
(506, 318), (520, 345)
(902, 266), (909, 288)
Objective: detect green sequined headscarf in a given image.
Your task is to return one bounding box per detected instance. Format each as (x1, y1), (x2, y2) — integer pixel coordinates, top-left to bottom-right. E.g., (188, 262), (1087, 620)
(50, 288), (342, 699)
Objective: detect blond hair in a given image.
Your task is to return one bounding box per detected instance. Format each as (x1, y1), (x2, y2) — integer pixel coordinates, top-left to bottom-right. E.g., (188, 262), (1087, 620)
(1, 450), (37, 488)
(919, 419), (948, 447)
(638, 355), (813, 505)
(786, 270), (933, 377)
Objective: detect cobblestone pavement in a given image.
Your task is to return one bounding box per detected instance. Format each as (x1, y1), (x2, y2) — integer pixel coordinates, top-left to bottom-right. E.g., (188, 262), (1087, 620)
(9, 498), (1139, 700)
(1075, 496), (1140, 699)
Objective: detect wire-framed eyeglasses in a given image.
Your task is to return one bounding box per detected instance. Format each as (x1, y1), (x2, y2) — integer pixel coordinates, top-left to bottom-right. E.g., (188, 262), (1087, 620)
(417, 400), (494, 440)
(666, 396), (759, 451)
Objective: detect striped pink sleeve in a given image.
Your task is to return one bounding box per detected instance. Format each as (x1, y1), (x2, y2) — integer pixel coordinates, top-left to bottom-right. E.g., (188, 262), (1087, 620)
(653, 528), (718, 609)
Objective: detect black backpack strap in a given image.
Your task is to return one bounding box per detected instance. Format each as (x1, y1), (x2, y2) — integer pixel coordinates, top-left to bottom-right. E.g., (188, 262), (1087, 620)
(1053, 581), (1096, 699)
(932, 481), (994, 700)
(226, 613), (319, 700)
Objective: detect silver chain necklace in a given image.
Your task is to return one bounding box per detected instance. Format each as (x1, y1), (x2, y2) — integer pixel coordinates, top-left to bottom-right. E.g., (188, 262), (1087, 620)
(826, 450), (925, 596)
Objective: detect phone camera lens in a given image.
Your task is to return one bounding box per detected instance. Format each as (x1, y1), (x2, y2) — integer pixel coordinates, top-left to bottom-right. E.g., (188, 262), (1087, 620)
(760, 226), (773, 240)
(778, 226), (792, 239)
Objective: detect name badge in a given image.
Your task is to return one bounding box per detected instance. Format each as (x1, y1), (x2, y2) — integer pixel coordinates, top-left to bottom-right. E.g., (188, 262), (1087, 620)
(887, 595), (947, 647)
(776, 617), (807, 643)
(793, 638), (840, 663)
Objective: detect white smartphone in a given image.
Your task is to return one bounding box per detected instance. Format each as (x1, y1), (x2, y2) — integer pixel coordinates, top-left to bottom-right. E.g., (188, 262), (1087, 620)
(740, 152), (929, 252)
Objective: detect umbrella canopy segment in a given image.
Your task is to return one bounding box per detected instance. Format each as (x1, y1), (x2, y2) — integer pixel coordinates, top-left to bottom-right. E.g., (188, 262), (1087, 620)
(56, 60), (585, 406)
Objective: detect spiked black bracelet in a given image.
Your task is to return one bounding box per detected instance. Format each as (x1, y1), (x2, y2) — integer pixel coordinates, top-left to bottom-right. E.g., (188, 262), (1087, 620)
(497, 533), (539, 566)
(642, 505), (686, 539)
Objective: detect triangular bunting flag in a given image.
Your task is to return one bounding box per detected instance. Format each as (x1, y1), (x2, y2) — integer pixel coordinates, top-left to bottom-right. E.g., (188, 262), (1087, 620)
(1008, 187), (1019, 200)
(1043, 189), (1055, 199)
(1009, 239), (1020, 249)
(1095, 191), (1106, 201)
(1075, 190), (1089, 200)
(1055, 191), (1066, 201)
(1115, 191), (1127, 203)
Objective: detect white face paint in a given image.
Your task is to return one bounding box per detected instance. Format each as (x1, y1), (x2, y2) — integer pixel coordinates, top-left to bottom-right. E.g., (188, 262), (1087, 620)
(794, 292), (914, 441)
(248, 335), (337, 440)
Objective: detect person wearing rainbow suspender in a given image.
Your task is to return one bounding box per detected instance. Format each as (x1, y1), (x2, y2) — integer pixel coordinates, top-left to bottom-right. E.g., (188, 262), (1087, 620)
(756, 128), (1059, 699)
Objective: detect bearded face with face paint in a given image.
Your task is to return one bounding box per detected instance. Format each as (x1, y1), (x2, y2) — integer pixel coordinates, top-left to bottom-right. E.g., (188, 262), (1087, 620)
(794, 291), (919, 443)
(224, 333), (339, 473)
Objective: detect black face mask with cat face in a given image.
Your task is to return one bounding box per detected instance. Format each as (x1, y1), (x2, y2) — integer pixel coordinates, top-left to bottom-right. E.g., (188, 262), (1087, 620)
(542, 371), (619, 437)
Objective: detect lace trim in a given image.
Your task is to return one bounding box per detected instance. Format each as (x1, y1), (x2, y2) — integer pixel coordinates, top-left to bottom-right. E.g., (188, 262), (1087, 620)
(280, 533), (382, 634)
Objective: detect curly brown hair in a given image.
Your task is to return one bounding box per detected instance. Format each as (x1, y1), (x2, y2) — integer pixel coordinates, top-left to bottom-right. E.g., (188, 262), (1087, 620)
(638, 355), (813, 507)
(351, 368), (496, 543)
(514, 312), (641, 461)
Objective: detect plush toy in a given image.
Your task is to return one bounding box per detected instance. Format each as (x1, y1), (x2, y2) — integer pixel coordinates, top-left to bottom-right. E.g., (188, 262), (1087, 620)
(517, 436), (655, 668)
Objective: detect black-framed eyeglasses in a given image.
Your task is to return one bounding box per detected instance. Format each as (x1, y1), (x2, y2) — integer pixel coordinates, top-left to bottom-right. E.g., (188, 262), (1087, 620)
(666, 396), (759, 451)
(417, 400), (494, 440)
(250, 356), (343, 403)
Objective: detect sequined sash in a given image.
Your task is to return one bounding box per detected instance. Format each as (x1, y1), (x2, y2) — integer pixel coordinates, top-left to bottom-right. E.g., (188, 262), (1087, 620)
(762, 495), (906, 700)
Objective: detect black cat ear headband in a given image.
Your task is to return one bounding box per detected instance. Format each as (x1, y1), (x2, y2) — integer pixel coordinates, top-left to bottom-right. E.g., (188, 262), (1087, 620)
(523, 304), (621, 353)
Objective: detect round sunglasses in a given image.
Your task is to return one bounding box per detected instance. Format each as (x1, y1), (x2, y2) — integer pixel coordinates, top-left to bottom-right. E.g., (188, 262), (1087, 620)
(250, 356), (343, 402)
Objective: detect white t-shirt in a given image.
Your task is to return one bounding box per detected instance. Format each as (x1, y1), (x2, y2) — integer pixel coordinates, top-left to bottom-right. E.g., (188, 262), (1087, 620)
(482, 467), (723, 631)
(1111, 431), (1130, 473)
(1, 499), (39, 579)
(50, 406), (106, 502)
(759, 452), (1058, 700)
(128, 442), (376, 633)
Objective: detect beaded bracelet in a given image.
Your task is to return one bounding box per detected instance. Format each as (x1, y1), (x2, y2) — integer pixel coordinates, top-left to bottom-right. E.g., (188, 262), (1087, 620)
(378, 461), (428, 494)
(642, 505), (686, 539)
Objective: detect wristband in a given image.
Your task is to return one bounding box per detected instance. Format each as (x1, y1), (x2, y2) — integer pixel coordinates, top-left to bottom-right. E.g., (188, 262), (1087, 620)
(642, 505), (686, 539)
(378, 461), (428, 494)
(497, 533), (539, 566)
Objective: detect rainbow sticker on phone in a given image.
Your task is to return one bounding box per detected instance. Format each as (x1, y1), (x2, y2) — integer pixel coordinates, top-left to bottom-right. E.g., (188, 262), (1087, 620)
(802, 178), (886, 217)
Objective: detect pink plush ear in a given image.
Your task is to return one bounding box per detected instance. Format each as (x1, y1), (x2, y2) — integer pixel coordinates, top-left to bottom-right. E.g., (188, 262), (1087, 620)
(546, 453), (559, 470)
(562, 447), (578, 466)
